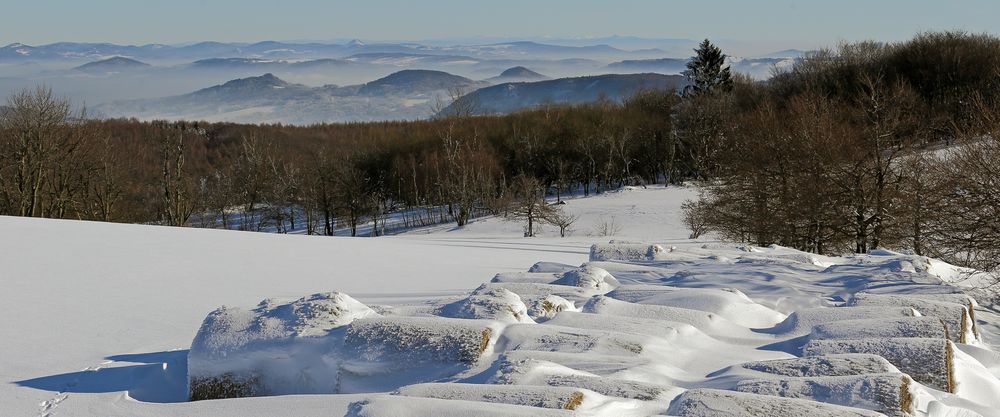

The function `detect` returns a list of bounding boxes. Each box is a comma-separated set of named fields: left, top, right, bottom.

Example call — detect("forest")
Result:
left=1, top=31, right=998, bottom=271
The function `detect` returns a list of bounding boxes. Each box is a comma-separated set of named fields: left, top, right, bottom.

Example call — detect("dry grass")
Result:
left=945, top=340, right=956, bottom=393
left=967, top=301, right=979, bottom=339
left=899, top=375, right=914, bottom=415
left=563, top=391, right=585, bottom=410
left=960, top=308, right=970, bottom=343
left=479, top=328, right=493, bottom=356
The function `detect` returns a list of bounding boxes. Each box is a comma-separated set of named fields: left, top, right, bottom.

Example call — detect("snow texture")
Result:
left=734, top=373, right=913, bottom=416
left=810, top=317, right=949, bottom=340
left=345, top=316, right=498, bottom=365
left=848, top=293, right=978, bottom=343
left=396, top=383, right=590, bottom=410
left=668, top=388, right=889, bottom=417
left=803, top=338, right=955, bottom=392
left=739, top=354, right=900, bottom=377
left=589, top=241, right=668, bottom=262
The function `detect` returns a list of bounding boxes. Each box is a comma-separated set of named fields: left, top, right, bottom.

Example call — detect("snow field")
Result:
left=5, top=186, right=1000, bottom=417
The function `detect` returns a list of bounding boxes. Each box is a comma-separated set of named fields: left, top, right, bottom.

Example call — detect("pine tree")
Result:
left=684, top=39, right=733, bottom=95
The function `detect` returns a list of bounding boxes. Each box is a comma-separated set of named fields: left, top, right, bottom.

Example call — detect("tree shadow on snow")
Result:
left=16, top=350, right=189, bottom=403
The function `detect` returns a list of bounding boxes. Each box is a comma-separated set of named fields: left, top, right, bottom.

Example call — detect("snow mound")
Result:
left=809, top=317, right=949, bottom=340
left=541, top=374, right=675, bottom=401
left=191, top=292, right=378, bottom=359
left=500, top=349, right=649, bottom=376
left=589, top=241, right=667, bottom=261
left=187, top=292, right=378, bottom=400
left=773, top=307, right=919, bottom=335
left=606, top=284, right=787, bottom=328
left=546, top=310, right=696, bottom=339
left=551, top=265, right=620, bottom=291
left=490, top=271, right=560, bottom=284
left=739, top=354, right=900, bottom=377
left=396, top=383, right=593, bottom=410
left=527, top=261, right=578, bottom=273
left=465, top=283, right=579, bottom=320
left=668, top=388, right=888, bottom=417
left=346, top=395, right=575, bottom=417
left=500, top=322, right=646, bottom=356
left=524, top=294, right=576, bottom=320
left=951, top=345, right=1000, bottom=408
left=485, top=282, right=601, bottom=304
left=486, top=356, right=675, bottom=402
left=437, top=285, right=534, bottom=323
left=848, top=293, right=978, bottom=343
left=803, top=338, right=955, bottom=392
left=583, top=295, right=750, bottom=337
left=734, top=374, right=914, bottom=416
left=345, top=316, right=499, bottom=365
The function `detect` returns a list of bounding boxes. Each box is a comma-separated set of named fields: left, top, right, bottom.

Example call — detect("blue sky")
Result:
left=4, top=0, right=999, bottom=50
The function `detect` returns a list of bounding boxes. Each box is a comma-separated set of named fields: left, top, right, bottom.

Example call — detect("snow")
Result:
left=809, top=317, right=950, bottom=341
left=803, top=338, right=955, bottom=392
left=589, top=241, right=668, bottom=261
left=3, top=185, right=1000, bottom=417
left=736, top=354, right=901, bottom=377
left=437, top=285, right=535, bottom=323
left=668, top=388, right=888, bottom=417
left=849, top=293, right=980, bottom=343
left=734, top=373, right=913, bottom=415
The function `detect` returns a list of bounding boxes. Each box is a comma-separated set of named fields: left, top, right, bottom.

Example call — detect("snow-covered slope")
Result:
left=2, top=185, right=998, bottom=417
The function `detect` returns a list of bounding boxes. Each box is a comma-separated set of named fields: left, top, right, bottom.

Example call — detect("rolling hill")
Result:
left=441, top=73, right=687, bottom=116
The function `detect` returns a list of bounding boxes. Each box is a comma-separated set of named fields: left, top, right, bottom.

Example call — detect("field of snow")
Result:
left=2, top=185, right=999, bottom=417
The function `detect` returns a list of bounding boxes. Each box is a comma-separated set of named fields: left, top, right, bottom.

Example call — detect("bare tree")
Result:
left=159, top=124, right=197, bottom=226
left=432, top=86, right=480, bottom=118
left=543, top=205, right=578, bottom=237
left=505, top=175, right=555, bottom=237
left=0, top=87, right=75, bottom=217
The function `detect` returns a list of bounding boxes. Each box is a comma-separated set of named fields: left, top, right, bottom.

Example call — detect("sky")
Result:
left=3, top=0, right=1000, bottom=51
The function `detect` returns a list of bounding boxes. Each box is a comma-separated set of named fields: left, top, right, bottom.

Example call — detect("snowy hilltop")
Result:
left=3, top=186, right=998, bottom=417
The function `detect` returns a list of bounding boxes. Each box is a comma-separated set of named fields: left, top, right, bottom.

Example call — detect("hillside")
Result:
left=358, top=69, right=482, bottom=95
left=441, top=73, right=687, bottom=116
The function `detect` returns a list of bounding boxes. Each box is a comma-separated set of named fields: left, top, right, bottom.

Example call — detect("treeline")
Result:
left=0, top=85, right=690, bottom=236
left=683, top=31, right=1000, bottom=272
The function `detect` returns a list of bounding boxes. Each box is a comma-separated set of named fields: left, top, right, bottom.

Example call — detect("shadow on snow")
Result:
left=16, top=350, right=189, bottom=403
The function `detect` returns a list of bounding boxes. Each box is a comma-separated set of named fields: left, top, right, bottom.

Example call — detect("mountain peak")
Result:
left=74, top=56, right=151, bottom=72
left=216, top=73, right=289, bottom=90
left=499, top=66, right=546, bottom=79
left=359, top=69, right=476, bottom=95
left=347, top=39, right=366, bottom=48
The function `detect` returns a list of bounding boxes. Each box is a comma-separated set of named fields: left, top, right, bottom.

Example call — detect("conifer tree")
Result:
left=684, top=39, right=733, bottom=95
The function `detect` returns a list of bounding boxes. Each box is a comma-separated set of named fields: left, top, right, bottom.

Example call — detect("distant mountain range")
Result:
left=0, top=40, right=669, bottom=63
left=95, top=69, right=491, bottom=124
left=2, top=38, right=808, bottom=124
left=95, top=69, right=685, bottom=124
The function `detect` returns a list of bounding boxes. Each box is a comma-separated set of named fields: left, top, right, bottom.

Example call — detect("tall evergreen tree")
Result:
left=684, top=39, right=733, bottom=95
